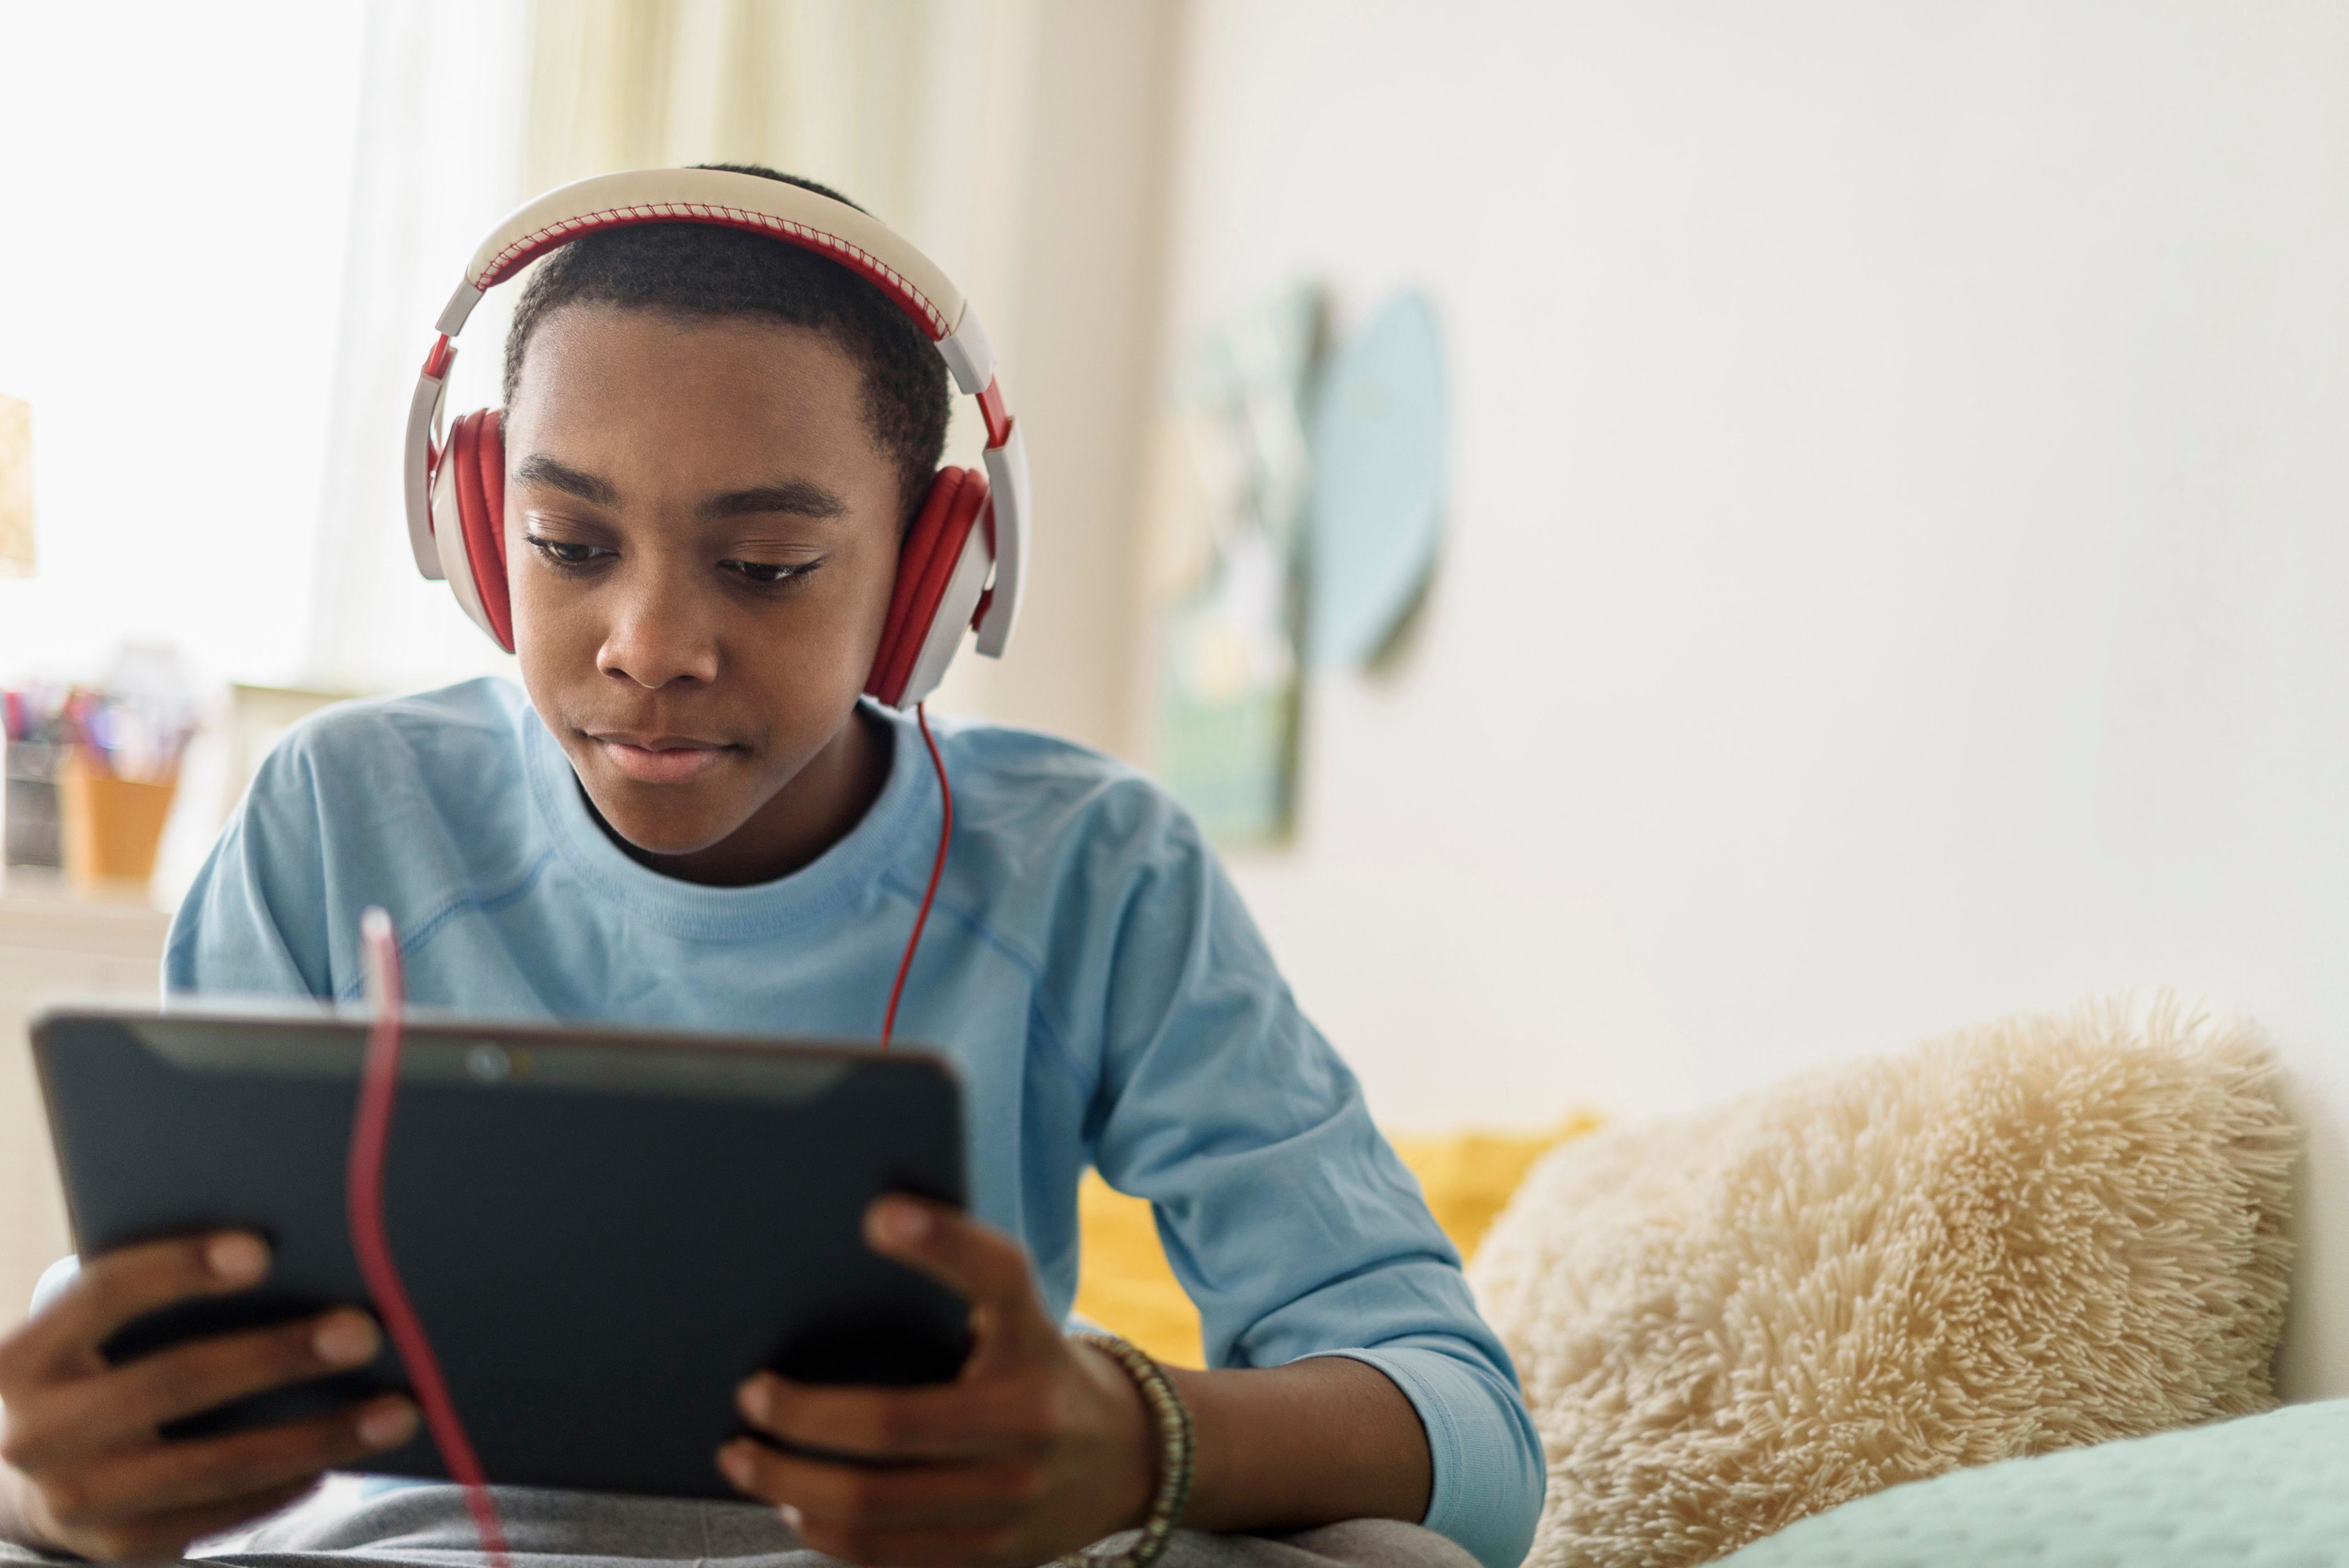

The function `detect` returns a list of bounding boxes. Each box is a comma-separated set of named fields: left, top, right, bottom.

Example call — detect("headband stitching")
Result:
left=473, top=202, right=950, bottom=337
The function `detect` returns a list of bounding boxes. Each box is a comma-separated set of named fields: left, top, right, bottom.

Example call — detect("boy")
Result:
left=0, top=168, right=1542, bottom=1568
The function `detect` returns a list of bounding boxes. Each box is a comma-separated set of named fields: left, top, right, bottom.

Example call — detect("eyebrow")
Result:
left=510, top=454, right=618, bottom=506
left=508, top=455, right=848, bottom=522
left=700, top=479, right=847, bottom=522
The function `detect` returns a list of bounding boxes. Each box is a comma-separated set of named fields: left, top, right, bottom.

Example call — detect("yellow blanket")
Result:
left=1071, top=1117, right=1601, bottom=1366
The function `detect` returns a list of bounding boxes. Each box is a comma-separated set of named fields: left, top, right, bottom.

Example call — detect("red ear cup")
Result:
left=866, top=467, right=989, bottom=705
left=447, top=409, right=515, bottom=653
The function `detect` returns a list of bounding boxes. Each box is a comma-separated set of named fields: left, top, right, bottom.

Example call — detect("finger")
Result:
left=36, top=1396, right=415, bottom=1527
left=737, top=1374, right=1048, bottom=1464
left=1, top=1234, right=270, bottom=1385
left=864, top=1200, right=1056, bottom=1369
left=5, top=1310, right=383, bottom=1468
left=717, top=1438, right=1033, bottom=1530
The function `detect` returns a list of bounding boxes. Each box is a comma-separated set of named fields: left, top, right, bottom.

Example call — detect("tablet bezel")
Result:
left=31, top=997, right=973, bottom=1498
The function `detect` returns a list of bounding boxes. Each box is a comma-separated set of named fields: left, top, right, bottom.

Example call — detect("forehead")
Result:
left=505, top=303, right=886, bottom=479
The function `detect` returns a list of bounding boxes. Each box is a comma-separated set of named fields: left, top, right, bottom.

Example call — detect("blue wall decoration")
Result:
left=1305, top=290, right=1447, bottom=670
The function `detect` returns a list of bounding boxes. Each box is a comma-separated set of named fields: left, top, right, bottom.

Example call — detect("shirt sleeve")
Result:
left=1080, top=802, right=1545, bottom=1568
left=163, top=737, right=337, bottom=1000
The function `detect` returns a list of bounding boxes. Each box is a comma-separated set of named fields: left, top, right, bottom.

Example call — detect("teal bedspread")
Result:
left=1721, top=1398, right=2349, bottom=1567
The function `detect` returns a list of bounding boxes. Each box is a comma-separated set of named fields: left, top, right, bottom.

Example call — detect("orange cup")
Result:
left=58, top=754, right=177, bottom=892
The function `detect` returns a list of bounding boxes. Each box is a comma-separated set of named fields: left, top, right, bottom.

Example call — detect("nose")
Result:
left=596, top=560, right=720, bottom=690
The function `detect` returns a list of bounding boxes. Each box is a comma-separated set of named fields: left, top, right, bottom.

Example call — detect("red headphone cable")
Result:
left=345, top=705, right=954, bottom=1558
left=859, top=703, right=952, bottom=1568
left=881, top=703, right=954, bottom=1051
left=352, top=907, right=510, bottom=1568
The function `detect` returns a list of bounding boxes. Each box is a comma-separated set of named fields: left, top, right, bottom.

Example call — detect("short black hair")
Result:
left=502, top=164, right=949, bottom=521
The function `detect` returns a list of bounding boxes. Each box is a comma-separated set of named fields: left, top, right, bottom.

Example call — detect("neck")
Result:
left=591, top=705, right=894, bottom=887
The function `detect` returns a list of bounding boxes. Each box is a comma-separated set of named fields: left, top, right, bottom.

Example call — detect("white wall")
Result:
left=1169, top=1, right=2349, bottom=1398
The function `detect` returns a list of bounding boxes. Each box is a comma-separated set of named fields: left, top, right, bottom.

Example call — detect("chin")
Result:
left=604, top=806, right=750, bottom=859
left=578, top=767, right=755, bottom=858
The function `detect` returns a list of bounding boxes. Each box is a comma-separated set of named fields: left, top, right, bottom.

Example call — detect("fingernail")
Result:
left=778, top=1504, right=804, bottom=1533
left=738, top=1378, right=774, bottom=1424
left=719, top=1445, right=754, bottom=1487
left=314, top=1313, right=379, bottom=1366
left=871, top=1199, right=930, bottom=1247
left=207, top=1234, right=268, bottom=1281
left=360, top=1399, right=418, bottom=1448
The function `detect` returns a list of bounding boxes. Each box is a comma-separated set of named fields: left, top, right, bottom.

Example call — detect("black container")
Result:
left=3, top=739, right=63, bottom=868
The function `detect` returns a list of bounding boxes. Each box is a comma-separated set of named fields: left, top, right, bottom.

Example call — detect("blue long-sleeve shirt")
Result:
left=156, top=678, right=1543, bottom=1567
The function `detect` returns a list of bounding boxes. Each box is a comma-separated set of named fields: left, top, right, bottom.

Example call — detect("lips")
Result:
left=587, top=732, right=739, bottom=785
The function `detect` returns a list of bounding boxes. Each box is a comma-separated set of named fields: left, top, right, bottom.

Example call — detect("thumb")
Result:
left=865, top=1196, right=1056, bottom=1372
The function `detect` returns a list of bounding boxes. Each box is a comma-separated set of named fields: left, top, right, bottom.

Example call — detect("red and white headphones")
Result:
left=402, top=167, right=1031, bottom=709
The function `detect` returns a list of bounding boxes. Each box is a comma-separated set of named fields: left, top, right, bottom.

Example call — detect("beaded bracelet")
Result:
left=1059, top=1329, right=1196, bottom=1568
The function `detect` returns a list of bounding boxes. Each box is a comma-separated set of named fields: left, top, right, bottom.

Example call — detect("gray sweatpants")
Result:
left=0, top=1481, right=1477, bottom=1568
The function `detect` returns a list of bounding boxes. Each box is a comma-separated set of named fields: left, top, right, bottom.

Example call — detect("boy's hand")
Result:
left=0, top=1232, right=420, bottom=1563
left=721, top=1198, right=1156, bottom=1568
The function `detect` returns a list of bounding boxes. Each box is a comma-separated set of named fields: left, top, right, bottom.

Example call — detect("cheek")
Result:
left=777, top=536, right=903, bottom=695
left=733, top=586, right=881, bottom=719
left=506, top=552, right=595, bottom=689
left=850, top=528, right=912, bottom=654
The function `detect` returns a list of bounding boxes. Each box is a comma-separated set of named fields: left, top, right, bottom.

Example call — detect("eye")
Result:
left=525, top=535, right=613, bottom=572
left=721, top=559, right=818, bottom=588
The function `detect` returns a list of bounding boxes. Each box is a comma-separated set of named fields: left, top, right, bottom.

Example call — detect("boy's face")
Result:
left=502, top=303, right=903, bottom=865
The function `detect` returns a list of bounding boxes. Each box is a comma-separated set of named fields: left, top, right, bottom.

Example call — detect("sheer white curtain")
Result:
left=532, top=1, right=951, bottom=212
left=522, top=0, right=1049, bottom=312
left=304, top=0, right=533, bottom=695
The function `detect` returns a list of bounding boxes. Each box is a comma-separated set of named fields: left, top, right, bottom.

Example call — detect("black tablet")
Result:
left=31, top=999, right=970, bottom=1500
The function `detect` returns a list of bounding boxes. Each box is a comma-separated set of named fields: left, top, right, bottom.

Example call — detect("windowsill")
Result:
left=0, top=868, right=172, bottom=955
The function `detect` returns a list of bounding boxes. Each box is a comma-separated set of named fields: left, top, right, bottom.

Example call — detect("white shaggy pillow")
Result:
left=1468, top=997, right=2295, bottom=1568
